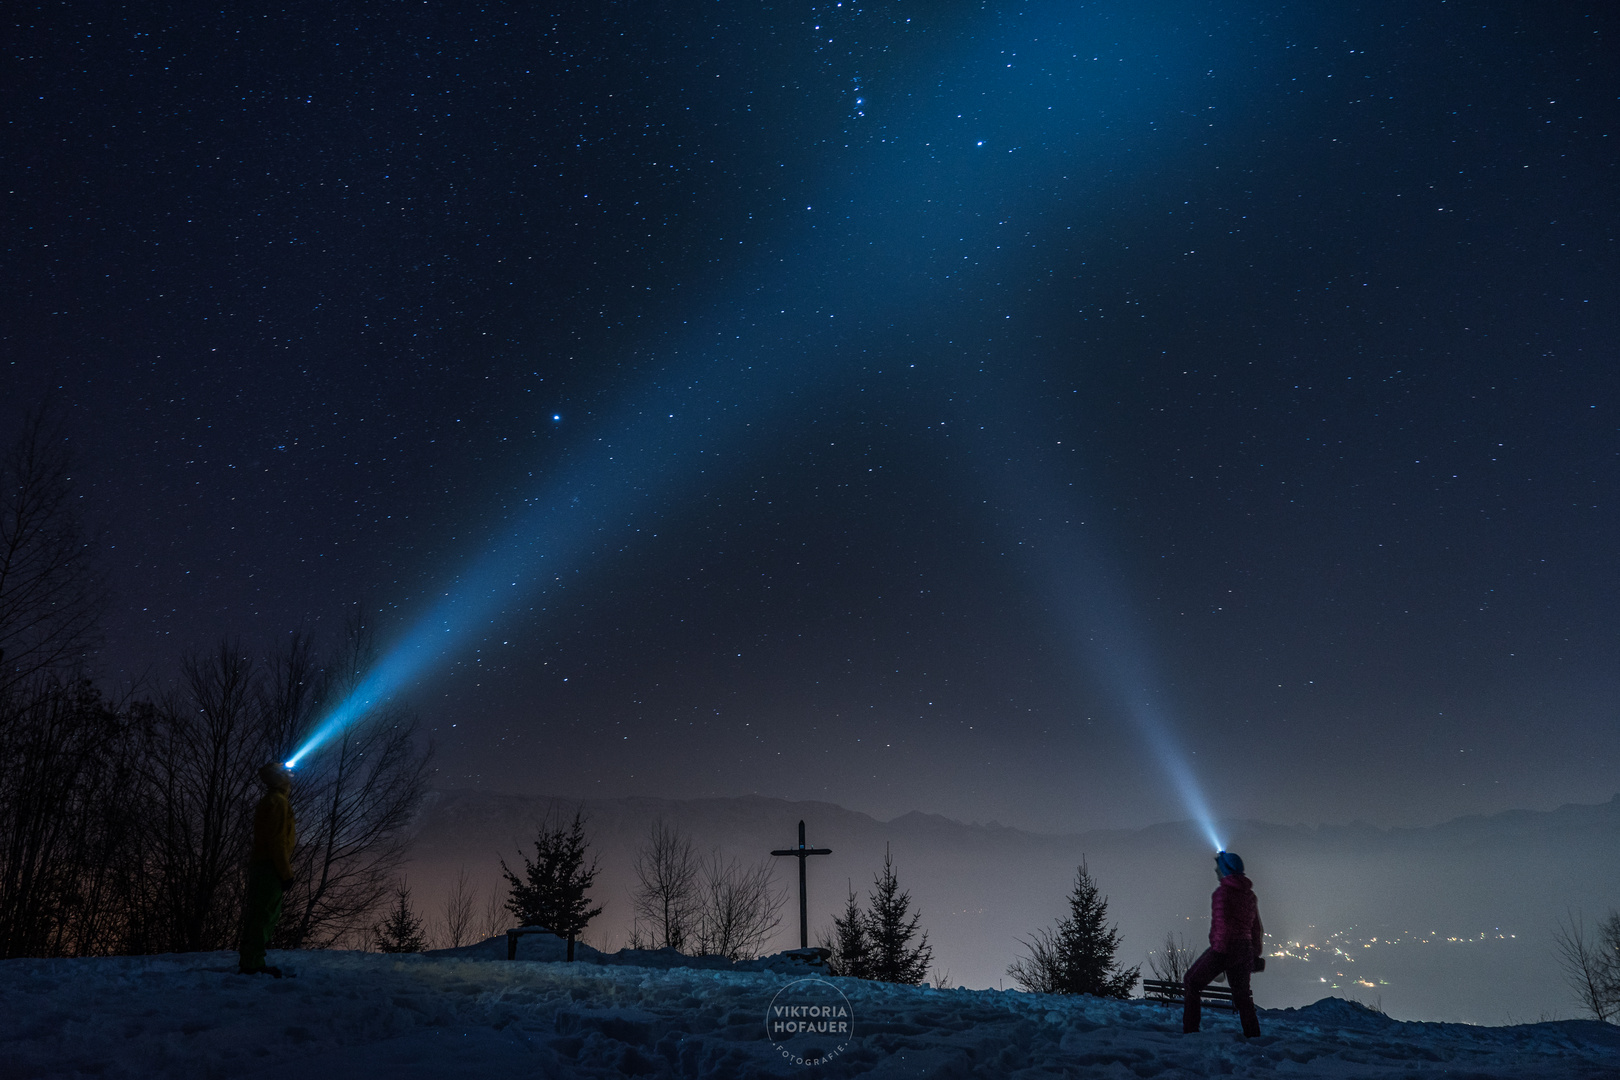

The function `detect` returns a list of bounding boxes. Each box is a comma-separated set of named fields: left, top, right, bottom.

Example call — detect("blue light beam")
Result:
left=976, top=436, right=1225, bottom=849
left=285, top=1, right=1249, bottom=772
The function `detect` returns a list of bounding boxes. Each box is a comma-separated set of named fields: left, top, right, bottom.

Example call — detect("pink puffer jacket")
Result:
left=1209, top=873, right=1263, bottom=956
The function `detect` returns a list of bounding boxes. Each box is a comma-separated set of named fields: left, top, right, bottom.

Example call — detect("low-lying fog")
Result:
left=401, top=791, right=1620, bottom=1025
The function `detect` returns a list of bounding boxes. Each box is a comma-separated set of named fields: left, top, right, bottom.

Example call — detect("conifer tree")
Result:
left=828, top=881, right=873, bottom=979
left=374, top=882, right=427, bottom=953
left=866, top=846, right=931, bottom=985
left=1008, top=859, right=1139, bottom=997
left=501, top=808, right=602, bottom=960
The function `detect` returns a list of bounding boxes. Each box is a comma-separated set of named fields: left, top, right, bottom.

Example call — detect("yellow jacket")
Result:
left=251, top=788, right=296, bottom=881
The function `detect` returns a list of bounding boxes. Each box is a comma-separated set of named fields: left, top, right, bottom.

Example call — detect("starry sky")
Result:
left=5, top=1, right=1616, bottom=833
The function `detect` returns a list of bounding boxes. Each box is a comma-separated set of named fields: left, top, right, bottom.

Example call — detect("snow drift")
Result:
left=3, top=939, right=1617, bottom=1078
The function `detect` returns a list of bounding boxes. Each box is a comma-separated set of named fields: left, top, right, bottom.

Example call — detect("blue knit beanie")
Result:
left=1215, top=851, right=1244, bottom=878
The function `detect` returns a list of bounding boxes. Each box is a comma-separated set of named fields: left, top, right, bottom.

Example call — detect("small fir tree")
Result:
left=866, top=845, right=932, bottom=985
left=829, top=881, right=873, bottom=979
left=1008, top=858, right=1140, bottom=998
left=501, top=808, right=603, bottom=960
left=374, top=882, right=428, bottom=953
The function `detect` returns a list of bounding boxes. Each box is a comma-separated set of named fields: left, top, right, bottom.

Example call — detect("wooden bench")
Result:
left=1141, top=978, right=1237, bottom=1012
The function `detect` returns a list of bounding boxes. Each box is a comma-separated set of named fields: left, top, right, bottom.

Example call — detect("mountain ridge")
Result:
left=399, top=788, right=1620, bottom=1023
left=412, top=786, right=1620, bottom=849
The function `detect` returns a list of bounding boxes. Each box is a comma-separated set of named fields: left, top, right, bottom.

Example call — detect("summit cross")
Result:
left=771, top=820, right=832, bottom=949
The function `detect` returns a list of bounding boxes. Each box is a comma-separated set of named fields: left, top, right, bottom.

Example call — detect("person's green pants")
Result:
left=239, top=861, right=285, bottom=970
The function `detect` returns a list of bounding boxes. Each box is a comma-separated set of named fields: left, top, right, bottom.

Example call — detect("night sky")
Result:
left=6, top=1, right=1616, bottom=833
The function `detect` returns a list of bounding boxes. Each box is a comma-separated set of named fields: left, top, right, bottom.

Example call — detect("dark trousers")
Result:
left=238, top=861, right=285, bottom=971
left=1183, top=947, right=1260, bottom=1037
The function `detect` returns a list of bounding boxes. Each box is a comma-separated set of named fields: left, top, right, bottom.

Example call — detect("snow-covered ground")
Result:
left=4, top=939, right=1617, bottom=1079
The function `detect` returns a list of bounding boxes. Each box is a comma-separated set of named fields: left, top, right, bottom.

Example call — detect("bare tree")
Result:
left=0, top=679, right=126, bottom=957
left=140, top=644, right=268, bottom=952
left=0, top=416, right=430, bottom=959
left=258, top=628, right=321, bottom=759
left=693, top=851, right=786, bottom=961
left=276, top=703, right=428, bottom=949
left=441, top=864, right=477, bottom=949
left=478, top=883, right=504, bottom=942
left=1147, top=931, right=1198, bottom=984
left=630, top=818, right=699, bottom=952
left=1554, top=910, right=1620, bottom=1022
left=0, top=407, right=107, bottom=696
left=68, top=701, right=151, bottom=955
left=1603, top=912, right=1620, bottom=1018
left=0, top=407, right=134, bottom=959
left=275, top=617, right=432, bottom=949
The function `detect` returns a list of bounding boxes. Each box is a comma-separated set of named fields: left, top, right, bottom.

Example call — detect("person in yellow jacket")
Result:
left=239, top=762, right=296, bottom=976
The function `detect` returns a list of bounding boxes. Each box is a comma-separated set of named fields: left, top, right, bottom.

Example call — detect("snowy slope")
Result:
left=3, top=944, right=1618, bottom=1079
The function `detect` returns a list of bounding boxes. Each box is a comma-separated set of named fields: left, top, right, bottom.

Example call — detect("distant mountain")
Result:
left=400, top=790, right=1620, bottom=1024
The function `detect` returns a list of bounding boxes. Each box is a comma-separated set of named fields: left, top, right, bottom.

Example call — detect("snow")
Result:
left=3, top=941, right=1617, bottom=1078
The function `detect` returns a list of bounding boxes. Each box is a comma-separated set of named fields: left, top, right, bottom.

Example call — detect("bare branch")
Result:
left=441, top=865, right=476, bottom=949
left=1554, top=910, right=1619, bottom=1022
left=0, top=407, right=107, bottom=693
left=692, top=850, right=785, bottom=962
left=630, top=818, right=699, bottom=952
left=1147, top=931, right=1197, bottom=984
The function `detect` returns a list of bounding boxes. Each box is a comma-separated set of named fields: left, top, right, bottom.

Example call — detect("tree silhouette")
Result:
left=439, top=865, right=477, bottom=949
left=374, top=881, right=427, bottom=953
left=1553, top=909, right=1620, bottom=1021
left=270, top=616, right=432, bottom=950
left=866, top=845, right=931, bottom=985
left=629, top=819, right=698, bottom=952
left=827, top=880, right=873, bottom=979
left=1147, top=930, right=1198, bottom=984
left=0, top=406, right=107, bottom=696
left=1009, top=859, right=1140, bottom=998
left=0, top=407, right=123, bottom=958
left=501, top=808, right=602, bottom=960
left=691, top=850, right=784, bottom=962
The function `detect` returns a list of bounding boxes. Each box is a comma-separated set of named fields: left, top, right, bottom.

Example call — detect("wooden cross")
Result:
left=771, top=819, right=832, bottom=949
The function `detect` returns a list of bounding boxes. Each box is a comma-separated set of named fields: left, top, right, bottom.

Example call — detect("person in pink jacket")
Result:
left=1183, top=850, right=1264, bottom=1037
